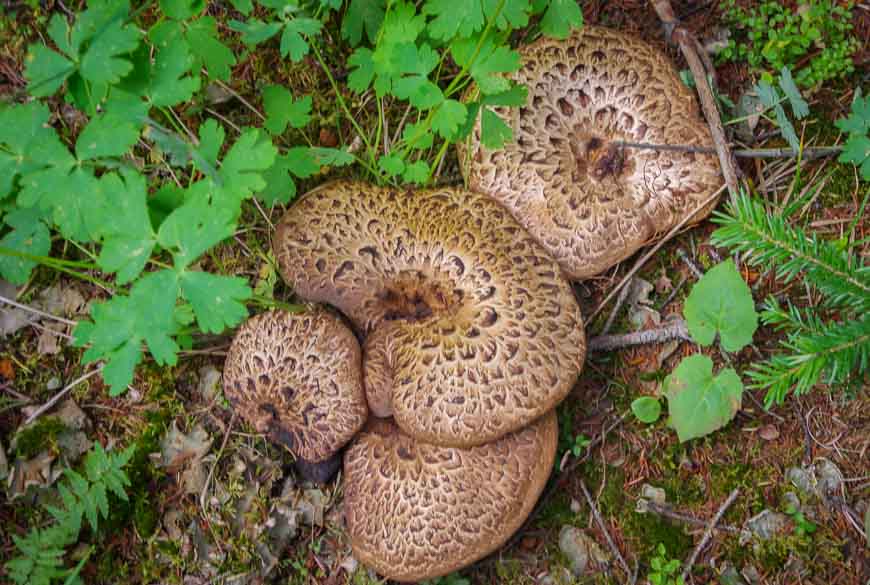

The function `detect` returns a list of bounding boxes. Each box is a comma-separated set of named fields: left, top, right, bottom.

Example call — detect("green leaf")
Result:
left=280, top=18, right=323, bottom=61
left=424, top=0, right=485, bottom=40
left=229, top=19, right=283, bottom=46
left=158, top=194, right=236, bottom=270
left=481, top=83, right=528, bottom=106
left=75, top=113, right=140, bottom=160
left=342, top=0, right=386, bottom=46
left=159, top=0, right=205, bottom=19
left=379, top=153, right=405, bottom=176
left=216, top=128, right=278, bottom=204
left=95, top=170, right=157, bottom=284
left=402, top=160, right=429, bottom=184
left=21, top=166, right=105, bottom=243
left=778, top=67, right=808, bottom=119
left=24, top=44, right=75, bottom=97
left=229, top=0, right=254, bottom=14
left=431, top=99, right=468, bottom=139
left=835, top=91, right=870, bottom=136
left=683, top=259, right=758, bottom=352
left=186, top=17, right=236, bottom=81
left=80, top=17, right=142, bottom=86
left=180, top=271, right=251, bottom=333
left=0, top=208, right=50, bottom=285
left=196, top=118, right=225, bottom=171
left=257, top=147, right=321, bottom=206
left=402, top=120, right=434, bottom=149
left=262, top=86, right=312, bottom=135
left=451, top=36, right=520, bottom=95
left=481, top=107, right=513, bottom=149
left=309, top=147, right=355, bottom=166
left=539, top=0, right=583, bottom=39
left=483, top=0, right=531, bottom=31
left=146, top=41, right=201, bottom=107
left=838, top=134, right=870, bottom=180
left=0, top=103, right=71, bottom=198
left=347, top=47, right=375, bottom=93
left=631, top=396, right=662, bottom=424
left=664, top=354, right=743, bottom=442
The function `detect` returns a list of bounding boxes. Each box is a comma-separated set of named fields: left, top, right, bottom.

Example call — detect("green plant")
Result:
left=783, top=502, right=817, bottom=537
left=0, top=0, right=583, bottom=396
left=631, top=396, right=662, bottom=424
left=424, top=573, right=471, bottom=585
left=5, top=442, right=135, bottom=585
left=648, top=543, right=685, bottom=585
left=718, top=0, right=859, bottom=88
left=712, top=191, right=870, bottom=405
left=835, top=89, right=870, bottom=181
left=750, top=67, right=809, bottom=153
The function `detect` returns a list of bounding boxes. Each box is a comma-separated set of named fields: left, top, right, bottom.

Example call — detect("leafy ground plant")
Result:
left=5, top=442, right=134, bottom=585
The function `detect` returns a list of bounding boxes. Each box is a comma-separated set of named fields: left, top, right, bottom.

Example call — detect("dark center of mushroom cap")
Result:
left=567, top=130, right=635, bottom=185
left=377, top=270, right=465, bottom=324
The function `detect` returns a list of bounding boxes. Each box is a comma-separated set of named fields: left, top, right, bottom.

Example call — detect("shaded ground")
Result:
left=1, top=1, right=868, bottom=584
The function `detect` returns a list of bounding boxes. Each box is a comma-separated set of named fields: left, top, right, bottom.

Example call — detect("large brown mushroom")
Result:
left=273, top=180, right=585, bottom=448
left=223, top=309, right=368, bottom=480
left=343, top=410, right=558, bottom=582
left=460, top=25, right=723, bottom=280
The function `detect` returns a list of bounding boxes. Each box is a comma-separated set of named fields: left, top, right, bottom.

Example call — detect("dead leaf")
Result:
left=157, top=422, right=213, bottom=495
left=758, top=424, right=780, bottom=441
left=36, top=285, right=86, bottom=317
left=655, top=274, right=673, bottom=295
left=7, top=451, right=60, bottom=499
left=37, top=322, right=66, bottom=355
left=0, top=358, right=13, bottom=380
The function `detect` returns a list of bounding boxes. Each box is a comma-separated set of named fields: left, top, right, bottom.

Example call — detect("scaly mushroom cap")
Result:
left=459, top=26, right=723, bottom=279
left=344, top=410, right=558, bottom=582
left=274, top=180, right=585, bottom=447
left=223, top=310, right=368, bottom=462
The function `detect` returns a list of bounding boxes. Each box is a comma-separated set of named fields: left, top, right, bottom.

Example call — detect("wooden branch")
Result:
left=680, top=488, right=740, bottom=582
left=650, top=0, right=740, bottom=204
left=588, top=319, right=690, bottom=352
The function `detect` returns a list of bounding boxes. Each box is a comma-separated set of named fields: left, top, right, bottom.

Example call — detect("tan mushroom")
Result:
left=344, top=410, right=558, bottom=582
left=223, top=309, right=368, bottom=480
left=459, top=25, right=723, bottom=280
left=274, top=180, right=585, bottom=447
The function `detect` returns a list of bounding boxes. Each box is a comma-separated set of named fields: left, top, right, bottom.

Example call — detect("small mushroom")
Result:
left=274, top=181, right=585, bottom=447
left=223, top=310, right=368, bottom=480
left=343, top=410, right=558, bottom=582
left=460, top=26, right=723, bottom=279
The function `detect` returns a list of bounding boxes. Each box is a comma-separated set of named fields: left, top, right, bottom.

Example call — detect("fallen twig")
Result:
left=640, top=500, right=740, bottom=534
left=24, top=366, right=104, bottom=425
left=0, top=294, right=77, bottom=327
left=676, top=247, right=705, bottom=279
left=614, top=141, right=843, bottom=160
left=601, top=277, right=634, bottom=336
left=580, top=479, right=633, bottom=581
left=588, top=319, right=690, bottom=352
left=650, top=0, right=740, bottom=203
left=200, top=411, right=238, bottom=512
left=680, top=488, right=740, bottom=583
left=589, top=185, right=726, bottom=322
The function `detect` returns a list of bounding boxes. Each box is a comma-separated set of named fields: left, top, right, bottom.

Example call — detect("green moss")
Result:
left=14, top=416, right=67, bottom=458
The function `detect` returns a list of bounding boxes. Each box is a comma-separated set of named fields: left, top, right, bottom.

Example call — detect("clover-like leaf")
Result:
left=683, top=259, right=758, bottom=352
left=664, top=354, right=743, bottom=442
left=631, top=396, right=662, bottom=424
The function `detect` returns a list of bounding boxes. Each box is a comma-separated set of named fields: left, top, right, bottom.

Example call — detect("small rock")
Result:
left=786, top=459, right=844, bottom=502
left=740, top=510, right=790, bottom=545
left=570, top=498, right=581, bottom=514
left=46, top=377, right=61, bottom=391
left=558, top=526, right=609, bottom=576
left=641, top=484, right=667, bottom=506
left=204, top=82, right=234, bottom=105
left=741, top=565, right=762, bottom=585
left=757, top=424, right=779, bottom=441
left=339, top=555, right=359, bottom=574
left=196, top=366, right=222, bottom=403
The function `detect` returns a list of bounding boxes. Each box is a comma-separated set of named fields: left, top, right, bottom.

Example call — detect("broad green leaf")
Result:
left=229, top=19, right=283, bottom=46
left=431, top=100, right=468, bottom=139
left=483, top=0, right=531, bottom=32
left=257, top=147, right=321, bottom=206
left=262, top=86, right=312, bottom=134
left=24, top=44, right=75, bottom=97
left=631, top=396, right=662, bottom=424
left=481, top=107, right=513, bottom=149
left=402, top=120, right=434, bottom=149
left=228, top=0, right=254, bottom=14
left=379, top=153, right=405, bottom=176
left=481, top=84, right=528, bottom=107
left=423, top=0, right=485, bottom=40
left=379, top=1, right=426, bottom=45
left=664, top=355, right=743, bottom=442
left=835, top=91, right=869, bottom=136
left=0, top=208, right=50, bottom=285
left=342, top=0, right=386, bottom=46
left=279, top=18, right=323, bottom=61
left=309, top=147, right=354, bottom=166
left=80, top=18, right=142, bottom=86
left=187, top=17, right=236, bottom=81
left=216, top=128, right=278, bottom=203
left=539, top=0, right=583, bottom=39
left=196, top=119, right=225, bottom=170
left=147, top=41, right=201, bottom=107
left=75, top=113, right=140, bottom=160
left=96, top=170, right=157, bottom=284
left=180, top=271, right=251, bottom=333
left=0, top=103, right=71, bottom=197
left=347, top=47, right=375, bottom=93
left=683, top=259, right=758, bottom=352
left=402, top=160, right=429, bottom=184
left=451, top=36, right=520, bottom=95
left=159, top=0, right=205, bottom=19
left=158, top=194, right=236, bottom=269
left=838, top=134, right=870, bottom=180
left=20, top=166, right=105, bottom=243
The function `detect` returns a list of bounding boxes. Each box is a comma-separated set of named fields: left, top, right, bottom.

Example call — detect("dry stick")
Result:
left=588, top=318, right=690, bottom=352
left=642, top=501, right=740, bottom=534
left=589, top=185, right=727, bottom=323
left=579, top=479, right=632, bottom=581
left=24, top=367, right=103, bottom=425
left=601, top=277, right=634, bottom=335
left=680, top=488, right=740, bottom=583
left=614, top=141, right=843, bottom=160
left=676, top=247, right=705, bottom=279
left=649, top=0, right=739, bottom=204
left=0, top=294, right=77, bottom=327
left=200, top=411, right=238, bottom=512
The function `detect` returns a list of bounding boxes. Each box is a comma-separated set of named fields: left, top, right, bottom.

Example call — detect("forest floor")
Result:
left=1, top=1, right=868, bottom=584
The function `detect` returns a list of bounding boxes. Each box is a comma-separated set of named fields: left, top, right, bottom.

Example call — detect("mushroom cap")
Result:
left=223, top=309, right=368, bottom=462
left=344, top=410, right=558, bottom=582
left=274, top=180, right=585, bottom=447
left=459, top=25, right=723, bottom=280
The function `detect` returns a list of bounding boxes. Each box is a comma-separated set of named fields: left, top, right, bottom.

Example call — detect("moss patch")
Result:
left=14, top=416, right=67, bottom=458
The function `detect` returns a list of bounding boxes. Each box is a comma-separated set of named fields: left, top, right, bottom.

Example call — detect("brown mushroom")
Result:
left=223, top=309, right=368, bottom=479
left=343, top=410, right=558, bottom=582
left=274, top=180, right=585, bottom=447
left=459, top=25, right=723, bottom=280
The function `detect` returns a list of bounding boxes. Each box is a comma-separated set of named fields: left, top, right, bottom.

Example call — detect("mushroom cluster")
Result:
left=223, top=25, right=724, bottom=583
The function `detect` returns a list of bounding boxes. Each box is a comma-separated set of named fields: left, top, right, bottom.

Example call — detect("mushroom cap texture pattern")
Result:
left=223, top=309, right=368, bottom=462
left=459, top=25, right=723, bottom=280
left=344, top=410, right=558, bottom=582
left=274, top=180, right=586, bottom=447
